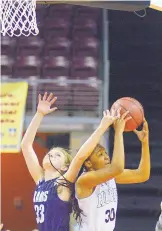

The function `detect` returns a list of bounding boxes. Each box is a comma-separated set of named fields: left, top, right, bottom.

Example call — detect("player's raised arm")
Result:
left=115, top=118, right=150, bottom=184
left=64, top=109, right=120, bottom=183
left=76, top=112, right=131, bottom=188
left=21, top=92, right=57, bottom=184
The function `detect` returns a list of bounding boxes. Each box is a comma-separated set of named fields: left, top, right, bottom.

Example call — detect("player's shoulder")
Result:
left=77, top=170, right=96, bottom=180
left=35, top=177, right=58, bottom=189
left=36, top=177, right=45, bottom=185
left=34, top=179, right=45, bottom=191
left=36, top=178, right=44, bottom=186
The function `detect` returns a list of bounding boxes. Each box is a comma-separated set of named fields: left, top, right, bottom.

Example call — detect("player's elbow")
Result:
left=117, top=166, right=124, bottom=175
left=21, top=142, right=32, bottom=152
left=112, top=165, right=124, bottom=176
left=136, top=170, right=150, bottom=183
left=21, top=141, right=27, bottom=149
left=21, top=136, right=33, bottom=148
left=140, top=173, right=150, bottom=182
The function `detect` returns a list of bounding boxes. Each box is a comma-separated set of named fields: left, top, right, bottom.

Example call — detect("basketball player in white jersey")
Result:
left=75, top=117, right=150, bottom=231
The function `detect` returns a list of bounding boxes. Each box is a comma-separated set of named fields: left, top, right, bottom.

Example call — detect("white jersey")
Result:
left=76, top=178, right=118, bottom=231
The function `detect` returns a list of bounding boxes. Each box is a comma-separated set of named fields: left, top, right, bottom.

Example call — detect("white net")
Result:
left=0, top=0, right=39, bottom=37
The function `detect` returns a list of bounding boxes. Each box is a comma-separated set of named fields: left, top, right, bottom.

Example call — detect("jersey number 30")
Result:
left=34, top=204, right=45, bottom=224
left=105, top=208, right=115, bottom=223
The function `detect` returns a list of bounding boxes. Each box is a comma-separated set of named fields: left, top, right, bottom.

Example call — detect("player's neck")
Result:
left=44, top=169, right=61, bottom=181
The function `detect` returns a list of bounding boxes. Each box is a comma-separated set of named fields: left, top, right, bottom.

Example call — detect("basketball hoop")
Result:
left=0, top=0, right=39, bottom=37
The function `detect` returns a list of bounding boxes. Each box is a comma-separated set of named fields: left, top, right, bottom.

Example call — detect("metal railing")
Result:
left=1, top=78, right=103, bottom=117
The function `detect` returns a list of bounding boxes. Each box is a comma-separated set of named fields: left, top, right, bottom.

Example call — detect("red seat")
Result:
left=1, top=55, right=13, bottom=78
left=45, top=17, right=71, bottom=30
left=44, top=28, right=70, bottom=40
left=43, top=56, right=70, bottom=78
left=44, top=48, right=70, bottom=58
left=1, top=36, right=16, bottom=55
left=13, top=55, right=41, bottom=78
left=73, top=18, right=97, bottom=35
left=71, top=56, right=98, bottom=78
left=73, top=56, right=98, bottom=69
left=73, top=30, right=97, bottom=40
left=1, top=5, right=101, bottom=114
left=73, top=36, right=99, bottom=57
left=46, top=36, right=71, bottom=49
left=45, top=37, right=71, bottom=57
left=16, top=36, right=44, bottom=56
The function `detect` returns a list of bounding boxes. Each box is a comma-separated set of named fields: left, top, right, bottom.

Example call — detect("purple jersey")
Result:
left=33, top=178, right=71, bottom=231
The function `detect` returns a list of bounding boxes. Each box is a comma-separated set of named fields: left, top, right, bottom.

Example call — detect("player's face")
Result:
left=88, top=148, right=110, bottom=170
left=43, top=149, right=67, bottom=171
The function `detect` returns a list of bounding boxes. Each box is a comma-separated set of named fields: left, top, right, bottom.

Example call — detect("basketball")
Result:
left=111, top=97, right=144, bottom=132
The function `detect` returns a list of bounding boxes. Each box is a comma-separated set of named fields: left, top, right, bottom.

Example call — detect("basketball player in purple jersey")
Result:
left=75, top=118, right=150, bottom=231
left=21, top=92, right=123, bottom=231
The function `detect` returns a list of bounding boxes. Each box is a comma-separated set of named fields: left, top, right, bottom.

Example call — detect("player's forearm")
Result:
left=111, top=131, right=125, bottom=172
left=75, top=125, right=108, bottom=161
left=21, top=112, right=44, bottom=147
left=137, top=140, right=150, bottom=179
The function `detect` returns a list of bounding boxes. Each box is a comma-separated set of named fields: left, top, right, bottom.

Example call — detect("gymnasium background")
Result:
left=1, top=4, right=162, bottom=231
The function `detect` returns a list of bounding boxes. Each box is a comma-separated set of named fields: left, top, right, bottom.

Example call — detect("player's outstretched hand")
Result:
left=114, top=111, right=131, bottom=133
left=37, top=92, right=57, bottom=116
left=99, top=108, right=121, bottom=131
left=133, top=118, right=149, bottom=143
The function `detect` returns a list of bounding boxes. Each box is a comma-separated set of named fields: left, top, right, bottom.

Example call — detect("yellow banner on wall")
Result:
left=0, top=82, right=28, bottom=153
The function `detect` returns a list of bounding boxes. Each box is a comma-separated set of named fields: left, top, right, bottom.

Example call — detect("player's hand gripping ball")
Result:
left=111, top=97, right=144, bottom=132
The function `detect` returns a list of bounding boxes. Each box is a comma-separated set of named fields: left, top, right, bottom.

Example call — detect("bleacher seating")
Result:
left=1, top=5, right=102, bottom=113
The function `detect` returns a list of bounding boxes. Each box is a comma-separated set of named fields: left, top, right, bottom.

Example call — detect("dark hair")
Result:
left=70, top=165, right=85, bottom=225
left=48, top=147, right=85, bottom=225
left=91, top=143, right=105, bottom=156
